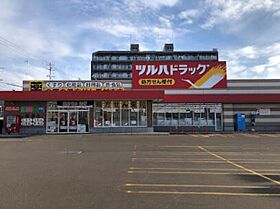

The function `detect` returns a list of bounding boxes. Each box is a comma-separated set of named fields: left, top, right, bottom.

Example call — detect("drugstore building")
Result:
left=1, top=44, right=280, bottom=134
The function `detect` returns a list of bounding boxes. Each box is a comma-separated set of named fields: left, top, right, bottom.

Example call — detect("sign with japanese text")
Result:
left=21, top=118, right=45, bottom=127
left=256, top=108, right=271, bottom=116
left=5, top=106, right=20, bottom=112
left=132, top=61, right=227, bottom=89
left=29, top=81, right=124, bottom=91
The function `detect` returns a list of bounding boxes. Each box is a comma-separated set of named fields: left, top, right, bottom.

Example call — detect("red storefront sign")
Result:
left=132, top=61, right=227, bottom=89
left=5, top=106, right=20, bottom=112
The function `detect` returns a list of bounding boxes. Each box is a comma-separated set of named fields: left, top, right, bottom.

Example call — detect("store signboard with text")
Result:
left=28, top=80, right=124, bottom=91
left=132, top=61, right=227, bottom=89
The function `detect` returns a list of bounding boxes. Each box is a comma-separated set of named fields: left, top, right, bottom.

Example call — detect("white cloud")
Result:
left=0, top=0, right=19, bottom=21
left=81, top=20, right=138, bottom=38
left=80, top=14, right=184, bottom=47
left=123, top=0, right=179, bottom=10
left=227, top=46, right=258, bottom=59
left=223, top=42, right=280, bottom=79
left=159, top=16, right=173, bottom=28
left=201, top=0, right=279, bottom=29
left=178, top=9, right=200, bottom=25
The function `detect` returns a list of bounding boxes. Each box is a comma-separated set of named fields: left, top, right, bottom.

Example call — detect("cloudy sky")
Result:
left=0, top=0, right=280, bottom=89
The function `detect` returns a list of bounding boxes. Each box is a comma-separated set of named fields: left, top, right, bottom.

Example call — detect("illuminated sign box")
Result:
left=29, top=81, right=124, bottom=91
left=132, top=61, right=227, bottom=89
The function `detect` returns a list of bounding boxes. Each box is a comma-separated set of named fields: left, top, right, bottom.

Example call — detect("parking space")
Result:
left=1, top=133, right=280, bottom=209
left=126, top=133, right=280, bottom=208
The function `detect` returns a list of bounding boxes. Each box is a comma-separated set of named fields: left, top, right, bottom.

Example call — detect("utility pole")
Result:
left=46, top=63, right=55, bottom=80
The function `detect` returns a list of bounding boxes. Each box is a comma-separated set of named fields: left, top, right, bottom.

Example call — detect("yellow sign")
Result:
left=138, top=78, right=175, bottom=86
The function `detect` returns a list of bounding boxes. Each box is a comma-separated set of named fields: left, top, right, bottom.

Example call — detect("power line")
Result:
left=0, top=81, right=22, bottom=88
left=0, top=37, right=35, bottom=60
left=0, top=36, right=51, bottom=75
left=0, top=40, right=30, bottom=60
left=0, top=35, right=46, bottom=63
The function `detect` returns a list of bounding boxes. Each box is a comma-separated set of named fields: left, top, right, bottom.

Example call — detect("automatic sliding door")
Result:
left=69, top=112, right=78, bottom=132
left=59, top=112, right=68, bottom=133
left=215, top=112, right=222, bottom=131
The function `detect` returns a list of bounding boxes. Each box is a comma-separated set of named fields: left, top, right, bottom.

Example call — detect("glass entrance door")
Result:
left=59, top=112, right=68, bottom=133
left=47, top=109, right=89, bottom=133
left=215, top=112, right=223, bottom=131
left=69, top=111, right=78, bottom=132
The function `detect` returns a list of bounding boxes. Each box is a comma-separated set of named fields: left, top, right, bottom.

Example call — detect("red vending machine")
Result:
left=6, top=115, right=20, bottom=134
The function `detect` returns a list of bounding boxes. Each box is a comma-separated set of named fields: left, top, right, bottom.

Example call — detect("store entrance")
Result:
left=215, top=112, right=222, bottom=131
left=59, top=111, right=76, bottom=133
left=47, top=110, right=89, bottom=133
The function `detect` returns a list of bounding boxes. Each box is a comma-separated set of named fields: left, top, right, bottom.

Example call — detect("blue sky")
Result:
left=0, top=0, right=280, bottom=89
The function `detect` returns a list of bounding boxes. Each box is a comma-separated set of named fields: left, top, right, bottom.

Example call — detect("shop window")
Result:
left=78, top=111, right=89, bottom=132
left=165, top=113, right=172, bottom=126
left=193, top=112, right=200, bottom=125
left=95, top=101, right=102, bottom=108
left=122, top=109, right=129, bottom=126
left=200, top=109, right=207, bottom=125
left=208, top=109, right=215, bottom=126
left=131, top=101, right=137, bottom=109
left=179, top=113, right=187, bottom=126
left=20, top=106, right=45, bottom=127
left=186, top=111, right=193, bottom=125
left=113, top=108, right=120, bottom=126
left=122, top=101, right=129, bottom=108
left=94, top=100, right=147, bottom=128
left=47, top=112, right=58, bottom=132
left=139, top=101, right=146, bottom=108
left=104, top=111, right=112, bottom=126
left=130, top=109, right=138, bottom=126
left=112, top=101, right=120, bottom=126
left=153, top=103, right=222, bottom=128
left=139, top=109, right=147, bottom=126
left=157, top=113, right=165, bottom=126
left=95, top=109, right=103, bottom=127
left=153, top=113, right=158, bottom=126
left=171, top=113, right=179, bottom=126
left=104, top=101, right=111, bottom=108
left=130, top=101, right=138, bottom=126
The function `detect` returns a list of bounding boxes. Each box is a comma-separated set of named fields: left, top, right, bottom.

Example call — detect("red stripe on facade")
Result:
left=163, top=94, right=280, bottom=103
left=1, top=91, right=280, bottom=103
left=0, top=90, right=164, bottom=101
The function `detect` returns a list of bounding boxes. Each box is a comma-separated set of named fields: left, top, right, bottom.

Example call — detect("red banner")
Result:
left=132, top=61, right=227, bottom=89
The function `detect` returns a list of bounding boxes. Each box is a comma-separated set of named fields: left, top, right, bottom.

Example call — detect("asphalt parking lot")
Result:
left=1, top=133, right=280, bottom=209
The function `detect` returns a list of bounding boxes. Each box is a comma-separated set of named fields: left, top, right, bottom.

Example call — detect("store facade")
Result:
left=1, top=61, right=280, bottom=134
left=1, top=81, right=162, bottom=134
